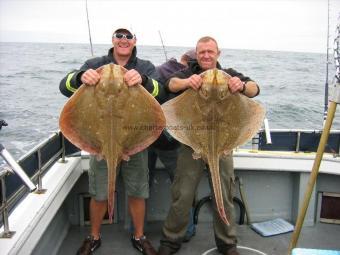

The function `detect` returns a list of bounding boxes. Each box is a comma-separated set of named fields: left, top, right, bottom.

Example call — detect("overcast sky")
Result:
left=0, top=0, right=339, bottom=53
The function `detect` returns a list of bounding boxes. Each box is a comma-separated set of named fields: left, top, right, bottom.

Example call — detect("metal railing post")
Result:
left=0, top=170, right=16, bottom=238
left=59, top=134, right=67, bottom=163
left=35, top=149, right=46, bottom=194
left=295, top=131, right=301, bottom=153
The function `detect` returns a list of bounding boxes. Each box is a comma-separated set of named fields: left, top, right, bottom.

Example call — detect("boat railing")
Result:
left=0, top=131, right=78, bottom=238
left=255, top=129, right=340, bottom=155
left=1, top=128, right=339, bottom=238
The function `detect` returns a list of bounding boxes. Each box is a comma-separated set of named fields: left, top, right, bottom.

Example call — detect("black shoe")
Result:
left=131, top=235, right=157, bottom=255
left=76, top=235, right=101, bottom=255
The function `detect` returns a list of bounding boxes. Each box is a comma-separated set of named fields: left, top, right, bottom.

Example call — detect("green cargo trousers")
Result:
left=161, top=145, right=237, bottom=253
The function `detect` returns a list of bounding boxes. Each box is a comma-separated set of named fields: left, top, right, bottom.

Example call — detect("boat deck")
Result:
left=57, top=221, right=340, bottom=255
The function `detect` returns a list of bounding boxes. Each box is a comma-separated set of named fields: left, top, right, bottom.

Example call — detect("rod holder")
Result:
left=330, top=82, right=340, bottom=103
left=264, top=118, right=272, bottom=144
left=0, top=144, right=36, bottom=192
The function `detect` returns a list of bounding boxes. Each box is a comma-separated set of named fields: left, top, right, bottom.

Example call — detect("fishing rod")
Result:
left=85, top=0, right=94, bottom=57
left=323, top=0, right=330, bottom=123
left=158, top=30, right=168, bottom=61
left=288, top=16, right=340, bottom=255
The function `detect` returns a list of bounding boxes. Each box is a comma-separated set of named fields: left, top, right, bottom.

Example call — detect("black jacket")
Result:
left=151, top=59, right=189, bottom=151
left=156, top=58, right=187, bottom=85
left=164, top=60, right=257, bottom=97
left=59, top=47, right=166, bottom=103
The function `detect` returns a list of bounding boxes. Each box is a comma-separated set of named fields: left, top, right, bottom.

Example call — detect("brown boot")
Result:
left=224, top=245, right=240, bottom=255
left=131, top=235, right=157, bottom=255
left=158, top=245, right=173, bottom=255
left=76, top=235, right=101, bottom=255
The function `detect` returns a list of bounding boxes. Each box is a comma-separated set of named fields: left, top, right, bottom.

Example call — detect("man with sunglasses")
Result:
left=60, top=27, right=165, bottom=255
left=157, top=36, right=260, bottom=255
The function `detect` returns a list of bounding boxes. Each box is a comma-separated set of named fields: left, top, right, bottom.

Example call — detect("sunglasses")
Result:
left=113, top=33, right=135, bottom=40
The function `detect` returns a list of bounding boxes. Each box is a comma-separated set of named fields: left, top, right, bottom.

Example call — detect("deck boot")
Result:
left=76, top=235, right=101, bottom=255
left=131, top=235, right=157, bottom=255
left=221, top=244, right=240, bottom=255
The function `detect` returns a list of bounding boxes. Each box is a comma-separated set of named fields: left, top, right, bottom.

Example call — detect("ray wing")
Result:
left=118, top=85, right=166, bottom=156
left=161, top=68, right=265, bottom=225
left=162, top=89, right=207, bottom=154
left=59, top=63, right=165, bottom=222
left=216, top=93, right=265, bottom=155
left=59, top=84, right=103, bottom=155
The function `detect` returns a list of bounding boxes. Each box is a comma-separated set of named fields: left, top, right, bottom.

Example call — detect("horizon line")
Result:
left=0, top=40, right=327, bottom=55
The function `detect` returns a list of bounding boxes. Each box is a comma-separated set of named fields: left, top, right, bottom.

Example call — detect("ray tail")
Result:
left=207, top=153, right=230, bottom=226
left=106, top=153, right=118, bottom=223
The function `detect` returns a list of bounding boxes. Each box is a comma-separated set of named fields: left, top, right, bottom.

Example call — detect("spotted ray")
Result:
left=59, top=64, right=165, bottom=222
left=162, top=68, right=265, bottom=225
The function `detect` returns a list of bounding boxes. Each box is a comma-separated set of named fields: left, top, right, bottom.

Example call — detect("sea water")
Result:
left=0, top=42, right=339, bottom=159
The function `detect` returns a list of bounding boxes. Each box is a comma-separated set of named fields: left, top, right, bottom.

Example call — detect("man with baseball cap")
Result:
left=60, top=26, right=165, bottom=255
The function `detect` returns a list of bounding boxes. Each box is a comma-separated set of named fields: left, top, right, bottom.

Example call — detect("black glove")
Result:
left=0, top=119, right=8, bottom=130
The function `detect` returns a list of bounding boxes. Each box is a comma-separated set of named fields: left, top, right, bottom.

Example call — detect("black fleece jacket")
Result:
left=164, top=60, right=257, bottom=97
left=59, top=47, right=166, bottom=103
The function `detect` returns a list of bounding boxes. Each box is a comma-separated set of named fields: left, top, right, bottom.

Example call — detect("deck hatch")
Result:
left=319, top=192, right=340, bottom=224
